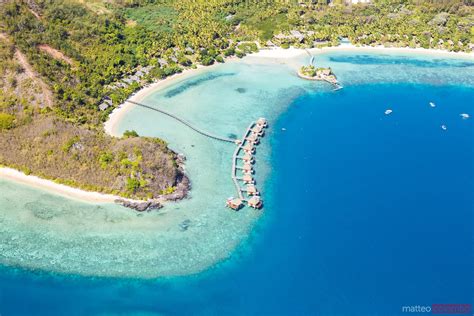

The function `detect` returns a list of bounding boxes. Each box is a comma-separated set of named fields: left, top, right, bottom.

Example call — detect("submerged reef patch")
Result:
left=164, top=72, right=236, bottom=98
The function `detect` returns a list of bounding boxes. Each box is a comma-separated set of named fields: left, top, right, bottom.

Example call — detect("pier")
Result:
left=227, top=118, right=267, bottom=210
left=300, top=49, right=342, bottom=90
left=123, top=99, right=266, bottom=210
left=126, top=100, right=236, bottom=143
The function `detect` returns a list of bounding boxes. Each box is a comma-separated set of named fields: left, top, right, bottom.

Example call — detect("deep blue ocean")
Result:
left=0, top=81, right=473, bottom=315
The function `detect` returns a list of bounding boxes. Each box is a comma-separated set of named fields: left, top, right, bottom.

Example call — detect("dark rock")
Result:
left=235, top=87, right=246, bottom=93
left=115, top=199, right=162, bottom=212
left=162, top=175, right=190, bottom=201
left=179, top=219, right=192, bottom=231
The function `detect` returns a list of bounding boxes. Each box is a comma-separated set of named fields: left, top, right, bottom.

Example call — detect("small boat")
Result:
left=385, top=109, right=393, bottom=115
left=282, top=128, right=286, bottom=131
left=460, top=113, right=470, bottom=119
left=429, top=102, right=436, bottom=108
left=441, top=124, right=447, bottom=130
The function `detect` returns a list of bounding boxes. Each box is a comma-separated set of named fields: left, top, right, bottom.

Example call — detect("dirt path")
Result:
left=28, top=7, right=41, bottom=20
left=38, top=44, right=74, bottom=65
left=14, top=48, right=54, bottom=108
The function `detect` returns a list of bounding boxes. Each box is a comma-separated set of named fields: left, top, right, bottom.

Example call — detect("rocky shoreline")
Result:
left=115, top=152, right=190, bottom=212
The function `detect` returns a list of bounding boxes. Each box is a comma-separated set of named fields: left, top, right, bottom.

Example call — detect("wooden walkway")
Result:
left=230, top=122, right=255, bottom=201
left=126, top=100, right=236, bottom=143
left=305, top=48, right=315, bottom=65
left=125, top=98, right=266, bottom=208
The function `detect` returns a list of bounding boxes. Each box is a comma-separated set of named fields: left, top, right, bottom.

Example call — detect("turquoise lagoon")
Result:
left=0, top=50, right=473, bottom=315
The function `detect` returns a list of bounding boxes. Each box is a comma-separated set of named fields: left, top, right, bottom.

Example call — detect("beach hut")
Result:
left=243, top=143, right=255, bottom=154
left=242, top=153, right=254, bottom=163
left=257, top=118, right=268, bottom=128
left=246, top=184, right=259, bottom=196
left=248, top=196, right=263, bottom=209
left=242, top=174, right=254, bottom=184
left=226, top=197, right=243, bottom=210
left=242, top=163, right=253, bottom=173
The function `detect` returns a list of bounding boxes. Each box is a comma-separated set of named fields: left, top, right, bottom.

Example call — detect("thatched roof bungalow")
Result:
left=246, top=184, right=259, bottom=196
left=242, top=163, right=253, bottom=172
left=242, top=174, right=254, bottom=184
left=242, top=153, right=254, bottom=163
left=243, top=143, right=255, bottom=154
left=257, top=118, right=268, bottom=128
left=246, top=134, right=259, bottom=145
left=226, top=197, right=243, bottom=210
left=248, top=196, right=263, bottom=209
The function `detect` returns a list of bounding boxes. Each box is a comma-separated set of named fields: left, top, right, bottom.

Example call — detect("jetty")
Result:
left=227, top=118, right=267, bottom=210
left=126, top=100, right=237, bottom=143
left=123, top=99, right=266, bottom=210
left=299, top=50, right=342, bottom=90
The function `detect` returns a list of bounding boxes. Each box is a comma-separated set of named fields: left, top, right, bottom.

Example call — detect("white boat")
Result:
left=429, top=102, right=436, bottom=108
left=460, top=113, right=470, bottom=119
left=441, top=124, right=447, bottom=130
left=385, top=109, right=393, bottom=115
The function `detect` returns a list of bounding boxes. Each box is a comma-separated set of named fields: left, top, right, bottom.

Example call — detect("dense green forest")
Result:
left=0, top=0, right=472, bottom=203
left=1, top=0, right=472, bottom=124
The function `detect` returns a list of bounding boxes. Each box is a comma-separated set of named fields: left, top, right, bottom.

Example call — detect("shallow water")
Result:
left=0, top=51, right=473, bottom=315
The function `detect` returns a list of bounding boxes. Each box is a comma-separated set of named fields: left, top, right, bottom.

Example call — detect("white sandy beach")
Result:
left=0, top=167, right=136, bottom=204
left=104, top=65, right=219, bottom=137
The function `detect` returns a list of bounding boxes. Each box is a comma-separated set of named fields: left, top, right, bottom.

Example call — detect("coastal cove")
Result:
left=0, top=49, right=473, bottom=314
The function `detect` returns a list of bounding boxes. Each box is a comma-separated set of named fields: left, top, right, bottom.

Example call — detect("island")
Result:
left=298, top=65, right=340, bottom=88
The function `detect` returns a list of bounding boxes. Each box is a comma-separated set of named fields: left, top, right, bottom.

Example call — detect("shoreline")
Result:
left=2, top=44, right=472, bottom=205
left=104, top=63, right=224, bottom=137
left=0, top=167, right=142, bottom=204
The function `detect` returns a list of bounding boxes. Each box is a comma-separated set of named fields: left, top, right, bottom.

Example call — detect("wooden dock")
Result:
left=230, top=122, right=255, bottom=201
left=120, top=98, right=266, bottom=210
left=126, top=100, right=237, bottom=143
left=228, top=119, right=267, bottom=210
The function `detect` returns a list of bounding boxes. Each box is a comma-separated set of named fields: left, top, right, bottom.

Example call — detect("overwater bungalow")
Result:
left=247, top=196, right=263, bottom=209
left=242, top=163, right=253, bottom=173
left=243, top=143, right=255, bottom=154
left=226, top=197, right=243, bottom=210
left=242, top=174, right=254, bottom=184
left=246, top=134, right=260, bottom=145
left=257, top=118, right=268, bottom=128
left=242, top=153, right=254, bottom=163
left=251, top=126, right=264, bottom=137
left=246, top=184, right=259, bottom=196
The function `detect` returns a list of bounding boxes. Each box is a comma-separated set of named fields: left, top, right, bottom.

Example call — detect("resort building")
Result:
left=242, top=163, right=253, bottom=173
left=242, top=174, right=254, bottom=184
left=247, top=196, right=263, bottom=209
left=246, top=134, right=260, bottom=145
left=251, top=129, right=264, bottom=137
left=242, top=153, right=254, bottom=164
left=246, top=184, right=259, bottom=196
left=243, top=143, right=255, bottom=154
left=226, top=197, right=243, bottom=210
left=257, top=118, right=268, bottom=128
